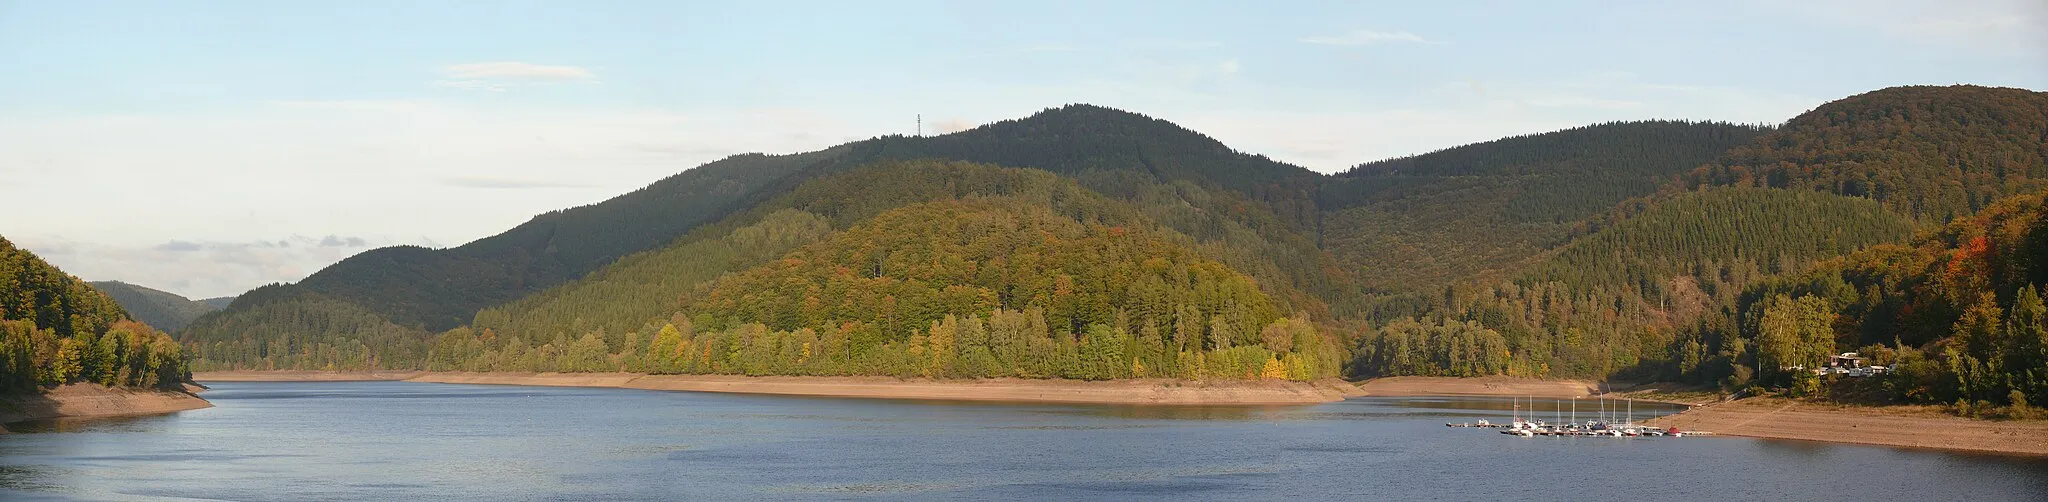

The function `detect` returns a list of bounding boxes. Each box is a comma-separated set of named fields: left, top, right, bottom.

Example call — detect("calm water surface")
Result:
left=4, top=381, right=2046, bottom=501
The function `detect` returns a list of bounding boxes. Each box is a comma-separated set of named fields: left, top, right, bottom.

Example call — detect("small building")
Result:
left=1828, top=352, right=1866, bottom=370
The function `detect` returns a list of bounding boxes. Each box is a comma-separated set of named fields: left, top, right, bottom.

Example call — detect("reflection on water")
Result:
left=3, top=381, right=2046, bottom=501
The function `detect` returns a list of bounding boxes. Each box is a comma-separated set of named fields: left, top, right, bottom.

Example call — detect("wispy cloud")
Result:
left=444, top=61, right=595, bottom=81
left=1769, top=0, right=2044, bottom=50
left=436, top=61, right=597, bottom=91
left=1021, top=44, right=1079, bottom=53
left=433, top=79, right=507, bottom=92
left=440, top=176, right=595, bottom=189
left=19, top=235, right=401, bottom=299
left=1298, top=29, right=1434, bottom=46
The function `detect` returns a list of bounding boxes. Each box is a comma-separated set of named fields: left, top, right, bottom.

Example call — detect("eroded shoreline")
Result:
left=194, top=371, right=1361, bottom=405
left=0, top=383, right=213, bottom=430
left=1646, top=397, right=2048, bottom=457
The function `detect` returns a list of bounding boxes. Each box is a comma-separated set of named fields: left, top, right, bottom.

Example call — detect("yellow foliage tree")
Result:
left=1260, top=356, right=1287, bottom=380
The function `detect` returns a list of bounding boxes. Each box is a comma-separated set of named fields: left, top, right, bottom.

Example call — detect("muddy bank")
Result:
left=1354, top=376, right=1600, bottom=398
left=1647, top=397, right=2048, bottom=456
left=0, top=384, right=212, bottom=425
left=193, top=370, right=422, bottom=382
left=403, top=372, right=1356, bottom=405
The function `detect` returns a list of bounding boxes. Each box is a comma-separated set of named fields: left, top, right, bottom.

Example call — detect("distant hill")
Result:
left=1321, top=120, right=1767, bottom=290
left=1685, top=85, right=2048, bottom=222
left=88, top=281, right=228, bottom=332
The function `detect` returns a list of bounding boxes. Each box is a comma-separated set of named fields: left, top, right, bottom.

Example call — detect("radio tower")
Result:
left=916, top=114, right=922, bottom=137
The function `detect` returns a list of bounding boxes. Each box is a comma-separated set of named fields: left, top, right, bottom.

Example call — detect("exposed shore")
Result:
left=0, top=383, right=213, bottom=430
left=193, top=371, right=1358, bottom=405
left=1646, top=397, right=2048, bottom=456
left=1353, top=376, right=1600, bottom=398
left=193, top=370, right=421, bottom=382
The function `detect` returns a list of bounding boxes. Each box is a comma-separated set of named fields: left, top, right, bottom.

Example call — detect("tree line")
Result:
left=2, top=236, right=190, bottom=393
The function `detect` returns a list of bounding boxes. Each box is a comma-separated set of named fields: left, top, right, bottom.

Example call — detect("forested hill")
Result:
left=424, top=186, right=1343, bottom=380
left=855, top=104, right=1326, bottom=230
left=90, top=281, right=227, bottom=332
left=2, top=236, right=189, bottom=392
left=181, top=85, right=2048, bottom=395
left=1736, top=189, right=2048, bottom=411
left=1345, top=86, right=2048, bottom=400
left=1685, top=85, right=2048, bottom=222
left=1320, top=120, right=1767, bottom=291
left=259, top=147, right=855, bottom=332
left=184, top=105, right=1342, bottom=366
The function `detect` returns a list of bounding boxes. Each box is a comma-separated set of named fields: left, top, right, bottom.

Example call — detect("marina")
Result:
left=1446, top=397, right=1713, bottom=438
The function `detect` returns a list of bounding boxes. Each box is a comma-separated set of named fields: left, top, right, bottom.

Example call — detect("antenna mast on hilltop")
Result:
left=916, top=114, right=922, bottom=137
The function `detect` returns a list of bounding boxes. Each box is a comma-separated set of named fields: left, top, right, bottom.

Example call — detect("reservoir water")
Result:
left=4, top=381, right=2046, bottom=501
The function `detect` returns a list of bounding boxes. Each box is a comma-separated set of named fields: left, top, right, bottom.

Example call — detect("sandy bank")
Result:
left=1354, top=376, right=1599, bottom=398
left=407, top=372, right=1356, bottom=405
left=1647, top=397, right=2048, bottom=456
left=0, top=383, right=212, bottom=425
left=193, top=370, right=422, bottom=382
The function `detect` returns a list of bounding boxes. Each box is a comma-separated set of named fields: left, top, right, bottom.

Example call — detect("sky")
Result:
left=2, top=0, right=2044, bottom=300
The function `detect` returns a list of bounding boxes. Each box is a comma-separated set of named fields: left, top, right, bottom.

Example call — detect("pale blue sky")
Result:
left=2, top=0, right=2043, bottom=298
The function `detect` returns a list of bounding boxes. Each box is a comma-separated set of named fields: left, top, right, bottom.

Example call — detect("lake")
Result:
left=4, top=381, right=2046, bottom=501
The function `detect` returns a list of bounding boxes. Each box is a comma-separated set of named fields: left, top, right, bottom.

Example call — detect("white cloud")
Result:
left=1021, top=44, right=1079, bottom=53
left=443, top=61, right=596, bottom=81
left=1522, top=95, right=1645, bottom=110
left=1766, top=0, right=2046, bottom=50
left=433, top=80, right=508, bottom=92
left=0, top=102, right=868, bottom=298
left=1299, top=29, right=1433, bottom=46
left=434, top=62, right=597, bottom=91
left=933, top=118, right=978, bottom=134
left=16, top=235, right=399, bottom=299
left=440, top=176, right=594, bottom=189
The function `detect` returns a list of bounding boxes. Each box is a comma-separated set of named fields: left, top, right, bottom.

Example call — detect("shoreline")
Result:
left=1353, top=376, right=1601, bottom=399
left=194, top=371, right=1361, bottom=405
left=1, top=383, right=213, bottom=430
left=1646, top=397, right=2048, bottom=457
left=193, top=370, right=422, bottom=382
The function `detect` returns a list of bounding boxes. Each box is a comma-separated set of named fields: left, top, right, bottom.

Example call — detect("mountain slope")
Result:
left=474, top=160, right=1327, bottom=345
left=1524, top=187, right=1916, bottom=296
left=1321, top=120, right=1767, bottom=290
left=1346, top=85, right=2048, bottom=387
left=432, top=194, right=1342, bottom=380
left=188, top=105, right=1346, bottom=352
left=1685, top=85, right=2048, bottom=222
left=89, top=281, right=227, bottom=332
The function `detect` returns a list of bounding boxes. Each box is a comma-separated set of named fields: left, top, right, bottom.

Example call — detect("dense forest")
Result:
left=428, top=196, right=1342, bottom=381
left=1321, top=120, right=1768, bottom=291
left=1685, top=85, right=2048, bottom=222
left=2, top=236, right=190, bottom=393
left=1345, top=85, right=2048, bottom=407
left=1738, top=190, right=2048, bottom=411
left=171, top=85, right=2048, bottom=399
left=195, top=161, right=1345, bottom=380
left=1349, top=188, right=1917, bottom=380
left=90, top=281, right=229, bottom=332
